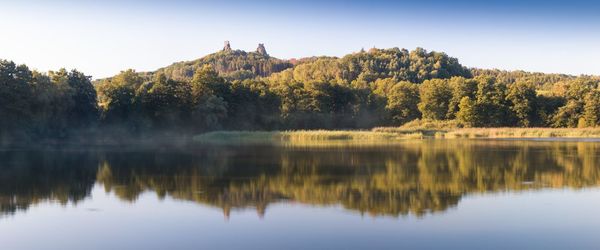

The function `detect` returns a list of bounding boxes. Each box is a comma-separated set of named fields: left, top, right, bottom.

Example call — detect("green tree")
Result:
left=456, top=97, right=477, bottom=127
left=191, top=65, right=228, bottom=98
left=66, top=70, right=99, bottom=128
left=583, top=90, right=600, bottom=127
left=137, top=73, right=191, bottom=129
left=0, top=60, right=34, bottom=141
left=98, top=69, right=142, bottom=125
left=535, top=95, right=564, bottom=127
left=447, top=77, right=477, bottom=119
left=552, top=101, right=582, bottom=128
left=224, top=80, right=281, bottom=130
left=189, top=66, right=229, bottom=131
left=474, top=76, right=511, bottom=127
left=418, top=79, right=452, bottom=120
left=552, top=78, right=598, bottom=127
left=192, top=94, right=227, bottom=130
left=371, top=78, right=397, bottom=97
left=507, top=81, right=538, bottom=127
left=386, top=81, right=420, bottom=125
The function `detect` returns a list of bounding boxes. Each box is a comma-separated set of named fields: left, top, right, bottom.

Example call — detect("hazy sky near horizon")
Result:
left=1, top=0, right=599, bottom=79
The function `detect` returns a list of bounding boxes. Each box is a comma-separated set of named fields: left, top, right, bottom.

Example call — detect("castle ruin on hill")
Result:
left=256, top=43, right=268, bottom=56
left=223, top=41, right=232, bottom=52
left=222, top=41, right=269, bottom=56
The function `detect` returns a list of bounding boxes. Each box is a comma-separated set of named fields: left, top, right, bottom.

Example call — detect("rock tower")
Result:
left=223, top=41, right=232, bottom=52
left=256, top=43, right=268, bottom=56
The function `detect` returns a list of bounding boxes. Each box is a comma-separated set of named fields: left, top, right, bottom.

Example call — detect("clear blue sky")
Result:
left=1, top=0, right=599, bottom=79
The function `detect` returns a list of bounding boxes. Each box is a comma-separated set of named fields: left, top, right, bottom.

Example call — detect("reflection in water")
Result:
left=1, top=140, right=600, bottom=218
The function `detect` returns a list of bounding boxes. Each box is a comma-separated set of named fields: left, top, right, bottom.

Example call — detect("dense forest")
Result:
left=2, top=43, right=600, bottom=143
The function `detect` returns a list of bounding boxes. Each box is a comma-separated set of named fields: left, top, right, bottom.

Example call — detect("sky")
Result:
left=1, top=0, right=599, bottom=79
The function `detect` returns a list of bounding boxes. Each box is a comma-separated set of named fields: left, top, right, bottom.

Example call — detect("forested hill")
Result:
left=471, top=69, right=577, bottom=90
left=152, top=42, right=293, bottom=81
left=276, top=47, right=472, bottom=84
left=129, top=43, right=472, bottom=83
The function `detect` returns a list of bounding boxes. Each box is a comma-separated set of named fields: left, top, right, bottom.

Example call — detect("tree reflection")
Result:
left=0, top=150, right=98, bottom=215
left=2, top=141, right=600, bottom=217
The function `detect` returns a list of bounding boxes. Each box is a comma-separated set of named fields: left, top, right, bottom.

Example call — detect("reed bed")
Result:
left=193, top=130, right=418, bottom=145
left=193, top=127, right=600, bottom=145
left=442, top=128, right=600, bottom=139
left=278, top=130, right=404, bottom=141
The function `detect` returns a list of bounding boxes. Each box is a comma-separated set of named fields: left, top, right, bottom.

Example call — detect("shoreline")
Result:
left=4, top=128, right=600, bottom=149
left=193, top=128, right=600, bottom=145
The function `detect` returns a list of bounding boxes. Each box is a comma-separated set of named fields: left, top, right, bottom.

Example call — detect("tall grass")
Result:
left=374, top=119, right=463, bottom=131
left=373, top=119, right=462, bottom=137
left=193, top=130, right=419, bottom=145
left=279, top=130, right=405, bottom=141
left=442, top=128, right=600, bottom=139
left=375, top=119, right=600, bottom=139
left=193, top=127, right=600, bottom=146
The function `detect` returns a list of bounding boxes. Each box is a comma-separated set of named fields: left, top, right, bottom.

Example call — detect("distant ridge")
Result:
left=101, top=41, right=581, bottom=87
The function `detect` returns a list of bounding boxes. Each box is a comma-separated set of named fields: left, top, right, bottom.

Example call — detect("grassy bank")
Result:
left=193, top=130, right=422, bottom=145
left=441, top=128, right=600, bottom=139
left=376, top=127, right=600, bottom=139
left=193, top=127, right=600, bottom=145
left=375, top=119, right=600, bottom=139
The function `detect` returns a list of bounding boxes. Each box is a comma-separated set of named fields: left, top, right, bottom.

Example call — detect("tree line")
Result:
left=2, top=47, right=600, bottom=142
left=0, top=60, right=98, bottom=143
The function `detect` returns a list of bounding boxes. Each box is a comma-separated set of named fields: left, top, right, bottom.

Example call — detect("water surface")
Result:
left=1, top=140, right=600, bottom=249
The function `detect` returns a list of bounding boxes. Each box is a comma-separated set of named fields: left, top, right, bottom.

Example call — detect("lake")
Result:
left=1, top=140, right=600, bottom=249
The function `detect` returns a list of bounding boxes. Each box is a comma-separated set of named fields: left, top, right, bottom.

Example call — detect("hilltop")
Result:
left=151, top=41, right=294, bottom=81
left=97, top=42, right=592, bottom=92
left=102, top=41, right=474, bottom=84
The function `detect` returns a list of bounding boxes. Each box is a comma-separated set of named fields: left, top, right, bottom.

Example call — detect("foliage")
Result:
left=507, top=81, right=538, bottom=127
left=418, top=79, right=453, bottom=120
left=471, top=68, right=578, bottom=90
left=456, top=97, right=477, bottom=127
left=155, top=49, right=293, bottom=81
left=0, top=60, right=98, bottom=143
left=3, top=45, right=600, bottom=144
left=551, top=78, right=599, bottom=128
left=583, top=90, right=600, bottom=127
left=447, top=77, right=477, bottom=119
left=386, top=81, right=421, bottom=125
left=267, top=47, right=471, bottom=85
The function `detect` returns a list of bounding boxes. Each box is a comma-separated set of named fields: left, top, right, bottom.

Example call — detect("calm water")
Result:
left=1, top=140, right=600, bottom=249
